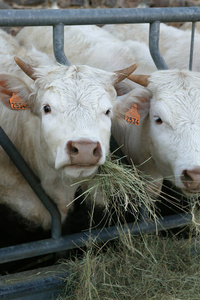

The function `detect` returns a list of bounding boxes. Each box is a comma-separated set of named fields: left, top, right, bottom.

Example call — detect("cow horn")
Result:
left=14, top=56, right=38, bottom=81
left=128, top=74, right=149, bottom=87
left=114, top=64, right=138, bottom=84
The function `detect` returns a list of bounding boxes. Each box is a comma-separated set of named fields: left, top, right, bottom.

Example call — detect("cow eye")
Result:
left=154, top=117, right=163, bottom=125
left=43, top=105, right=51, bottom=114
left=105, top=109, right=111, bottom=116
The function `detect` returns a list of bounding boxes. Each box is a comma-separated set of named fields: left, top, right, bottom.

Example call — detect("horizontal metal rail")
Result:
left=0, top=213, right=192, bottom=264
left=0, top=8, right=198, bottom=75
left=0, top=264, right=67, bottom=300
left=0, top=7, right=200, bottom=26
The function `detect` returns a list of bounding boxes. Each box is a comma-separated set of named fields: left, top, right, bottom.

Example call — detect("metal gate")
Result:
left=0, top=7, right=199, bottom=299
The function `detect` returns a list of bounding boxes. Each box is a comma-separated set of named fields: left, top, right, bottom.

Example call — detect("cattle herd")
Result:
left=1, top=22, right=200, bottom=233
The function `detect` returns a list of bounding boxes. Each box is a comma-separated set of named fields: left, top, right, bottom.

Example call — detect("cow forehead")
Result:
left=36, top=83, right=114, bottom=120
left=46, top=88, right=112, bottom=112
left=148, top=70, right=200, bottom=125
left=148, top=69, right=200, bottom=97
left=35, top=65, right=115, bottom=112
left=149, top=70, right=200, bottom=107
left=35, top=64, right=115, bottom=90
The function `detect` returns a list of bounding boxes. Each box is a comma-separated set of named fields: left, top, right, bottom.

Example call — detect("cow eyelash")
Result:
left=43, top=105, right=51, bottom=114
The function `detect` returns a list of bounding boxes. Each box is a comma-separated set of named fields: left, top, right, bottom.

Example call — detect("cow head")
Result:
left=0, top=57, right=137, bottom=180
left=128, top=69, right=200, bottom=195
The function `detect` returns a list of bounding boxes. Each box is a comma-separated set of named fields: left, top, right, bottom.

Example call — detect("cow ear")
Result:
left=112, top=88, right=151, bottom=123
left=0, top=74, right=32, bottom=111
left=114, top=82, right=132, bottom=96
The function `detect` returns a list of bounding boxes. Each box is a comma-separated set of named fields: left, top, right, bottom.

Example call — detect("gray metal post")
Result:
left=53, top=23, right=71, bottom=66
left=189, top=22, right=196, bottom=71
left=149, top=21, right=168, bottom=70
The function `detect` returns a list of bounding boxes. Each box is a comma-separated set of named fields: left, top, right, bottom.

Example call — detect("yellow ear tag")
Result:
left=9, top=92, right=27, bottom=110
left=125, top=104, right=140, bottom=125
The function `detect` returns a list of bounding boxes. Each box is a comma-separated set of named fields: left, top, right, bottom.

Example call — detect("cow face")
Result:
left=0, top=60, right=137, bottom=180
left=35, top=66, right=115, bottom=179
left=144, top=70, right=200, bottom=194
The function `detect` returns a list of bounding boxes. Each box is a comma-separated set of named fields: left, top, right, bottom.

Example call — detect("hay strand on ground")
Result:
left=58, top=233, right=200, bottom=300
left=59, top=154, right=200, bottom=300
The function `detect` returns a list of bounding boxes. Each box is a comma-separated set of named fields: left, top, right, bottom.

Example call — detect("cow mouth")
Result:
left=60, top=163, right=99, bottom=178
left=64, top=164, right=98, bottom=168
left=60, top=164, right=99, bottom=173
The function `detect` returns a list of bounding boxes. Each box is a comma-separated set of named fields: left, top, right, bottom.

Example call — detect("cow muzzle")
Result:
left=181, top=168, right=200, bottom=193
left=67, top=140, right=102, bottom=166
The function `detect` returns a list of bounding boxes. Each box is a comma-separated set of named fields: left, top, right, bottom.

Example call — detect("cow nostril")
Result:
left=67, top=141, right=79, bottom=156
left=67, top=140, right=102, bottom=164
left=93, top=142, right=102, bottom=157
left=183, top=170, right=192, bottom=182
left=181, top=168, right=200, bottom=191
left=71, top=146, right=78, bottom=154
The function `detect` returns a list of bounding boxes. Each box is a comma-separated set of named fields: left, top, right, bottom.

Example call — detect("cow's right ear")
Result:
left=113, top=87, right=151, bottom=123
left=0, top=74, right=32, bottom=111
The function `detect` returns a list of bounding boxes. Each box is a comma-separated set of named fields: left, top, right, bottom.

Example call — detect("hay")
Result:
left=59, top=154, right=200, bottom=300
left=58, top=233, right=200, bottom=300
left=73, top=153, right=159, bottom=226
left=189, top=196, right=200, bottom=235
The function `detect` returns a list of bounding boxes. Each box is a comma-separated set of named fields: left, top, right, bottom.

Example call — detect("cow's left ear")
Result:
left=114, top=82, right=132, bottom=96
left=112, top=87, right=151, bottom=124
left=0, top=74, right=32, bottom=111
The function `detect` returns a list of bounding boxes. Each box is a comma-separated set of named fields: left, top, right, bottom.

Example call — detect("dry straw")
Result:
left=58, top=154, right=200, bottom=300
left=58, top=233, right=200, bottom=300
left=73, top=152, right=159, bottom=228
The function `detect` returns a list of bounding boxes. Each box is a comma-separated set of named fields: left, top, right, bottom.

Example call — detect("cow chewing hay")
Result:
left=72, top=152, right=200, bottom=231
left=72, top=152, right=159, bottom=227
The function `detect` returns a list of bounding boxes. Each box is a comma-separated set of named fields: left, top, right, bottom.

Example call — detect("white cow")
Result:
left=16, top=25, right=156, bottom=76
left=118, top=70, right=200, bottom=195
left=0, top=29, right=137, bottom=230
left=16, top=25, right=200, bottom=196
left=104, top=23, right=200, bottom=72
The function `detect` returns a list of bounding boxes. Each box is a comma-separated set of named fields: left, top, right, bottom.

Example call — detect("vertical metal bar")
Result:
left=53, top=23, right=71, bottom=66
left=189, top=22, right=195, bottom=71
left=0, top=127, right=62, bottom=239
left=149, top=21, right=168, bottom=70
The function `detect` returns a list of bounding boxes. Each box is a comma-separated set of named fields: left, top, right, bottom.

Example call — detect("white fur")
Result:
left=113, top=70, right=200, bottom=194
left=16, top=25, right=200, bottom=195
left=103, top=23, right=200, bottom=71
left=16, top=25, right=156, bottom=75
